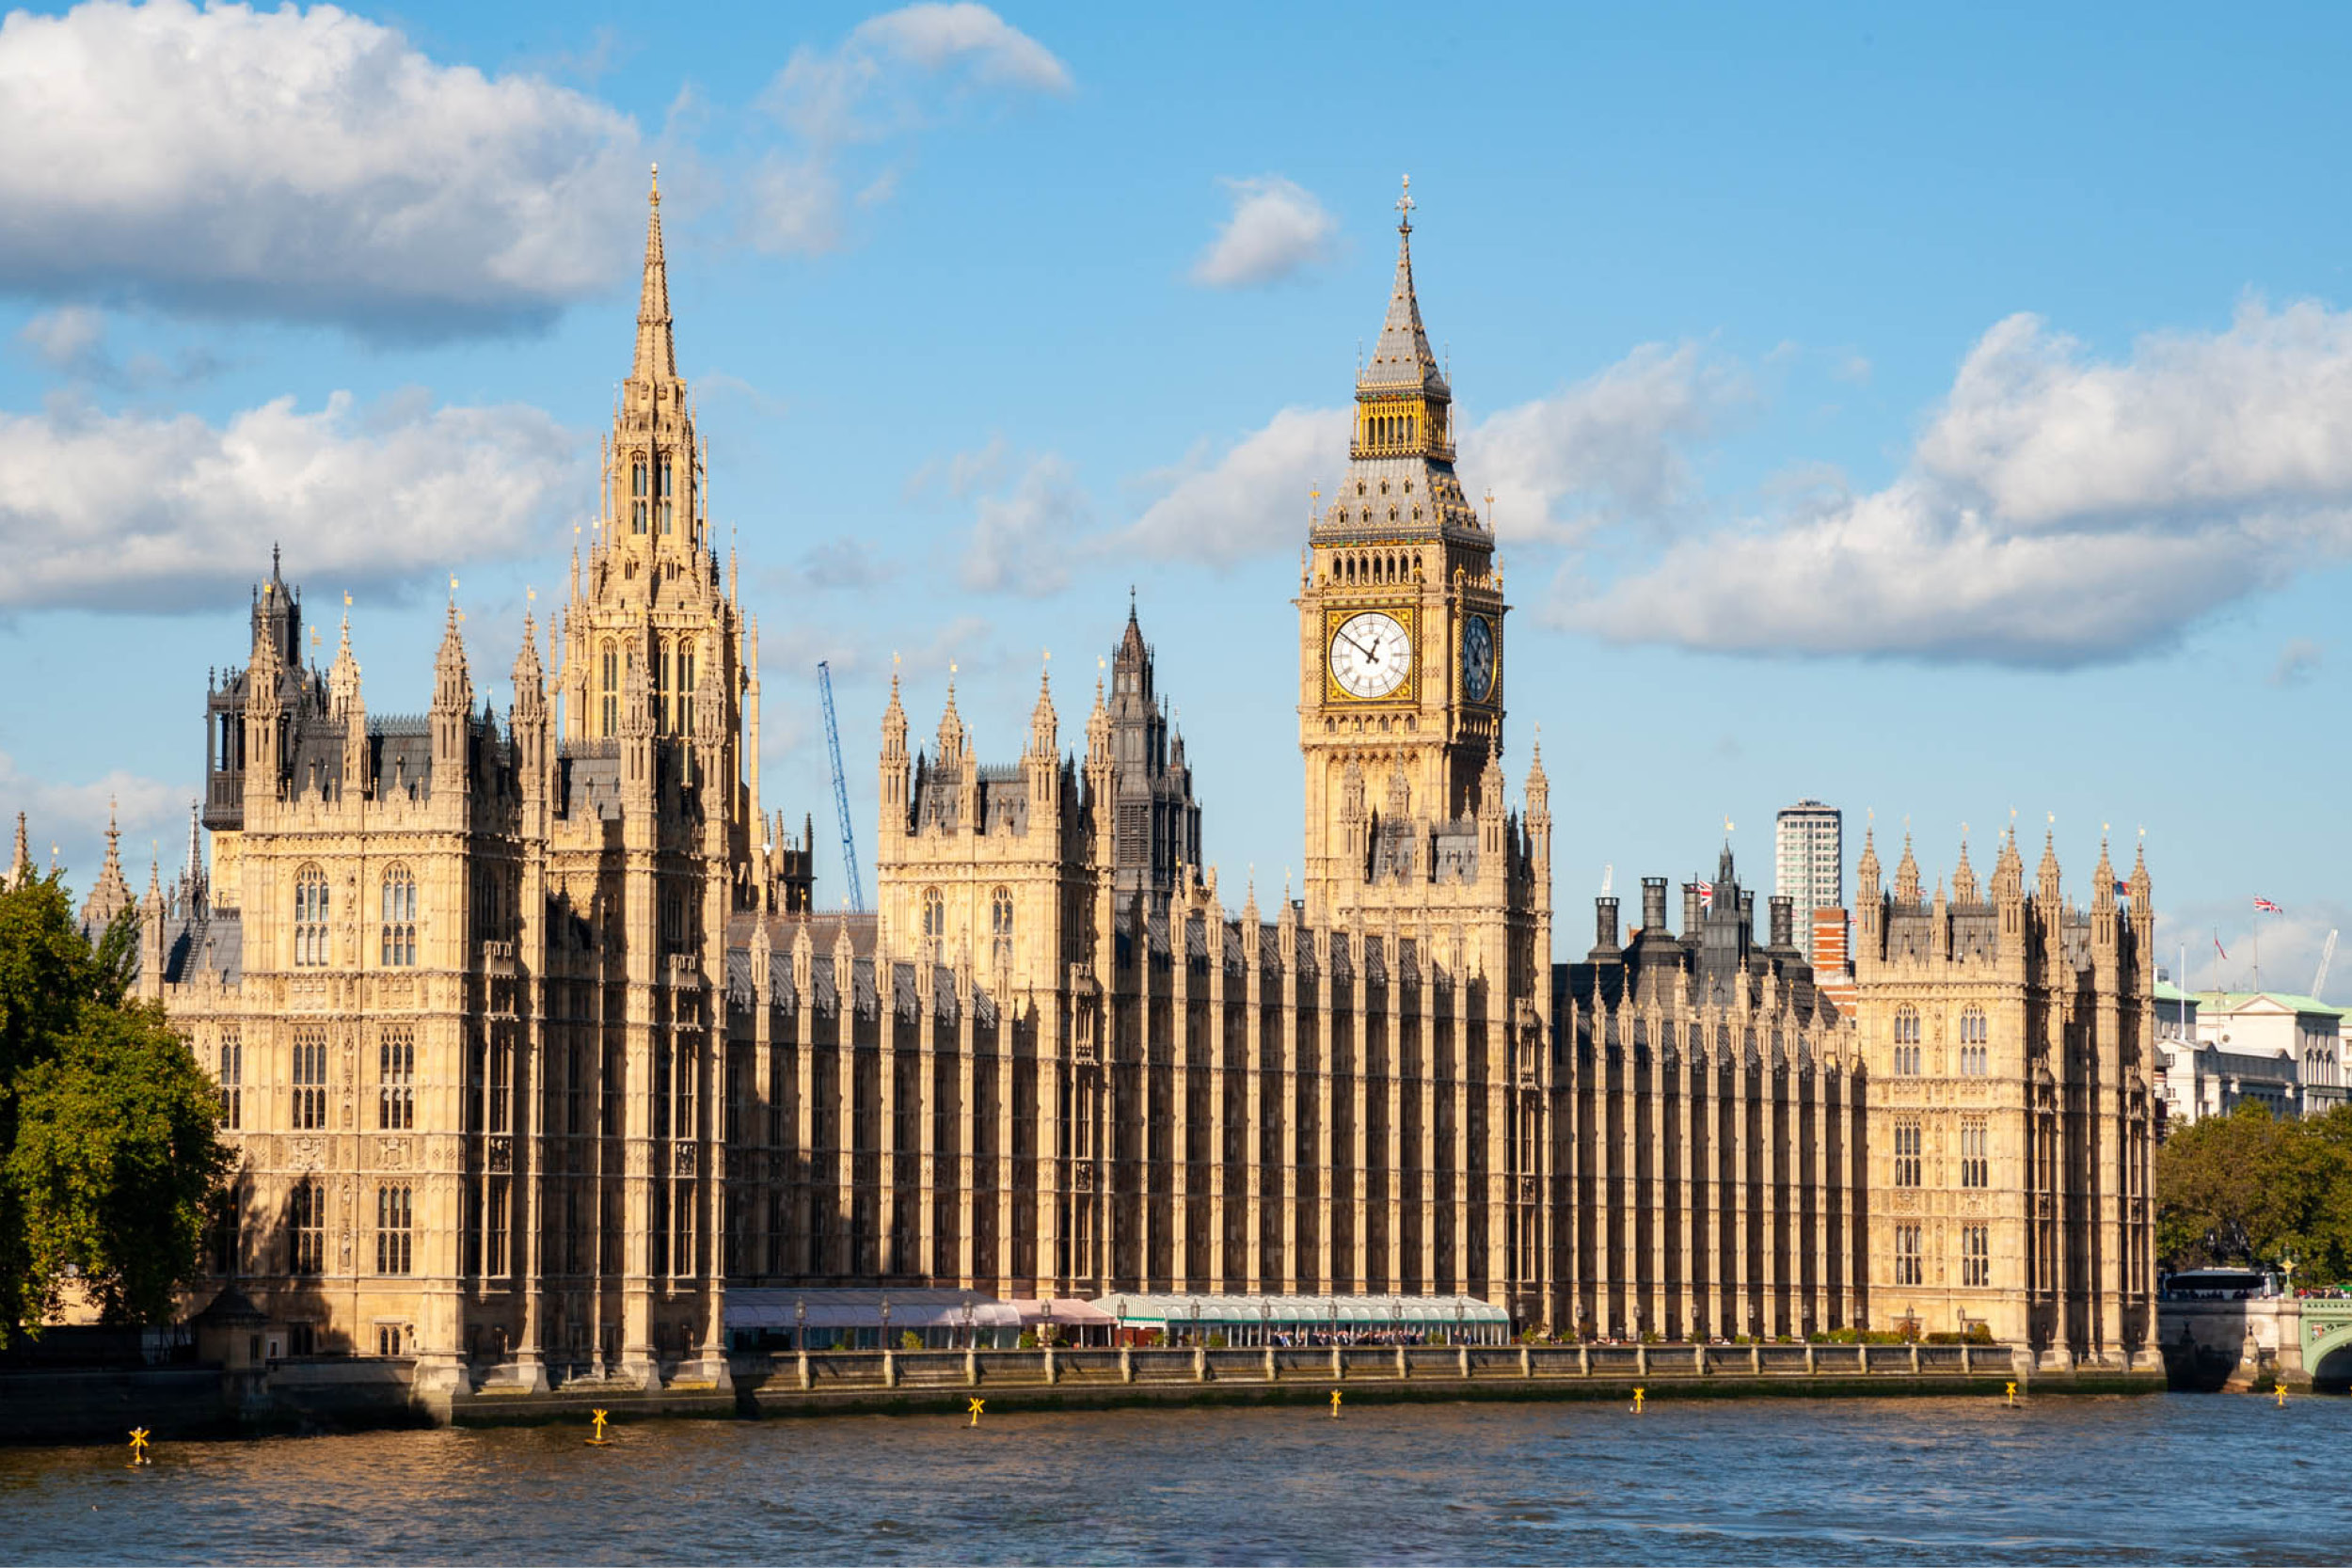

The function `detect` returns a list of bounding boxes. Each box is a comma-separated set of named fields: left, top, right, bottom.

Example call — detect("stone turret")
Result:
left=430, top=599, right=472, bottom=789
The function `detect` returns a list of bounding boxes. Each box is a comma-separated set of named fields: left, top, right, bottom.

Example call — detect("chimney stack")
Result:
left=1682, top=881, right=1703, bottom=935
left=1642, top=876, right=1668, bottom=932
left=1594, top=895, right=1620, bottom=952
left=1769, top=895, right=1794, bottom=949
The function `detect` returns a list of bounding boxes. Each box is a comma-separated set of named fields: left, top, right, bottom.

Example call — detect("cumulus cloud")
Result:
left=751, top=4, right=1071, bottom=257
left=1466, top=342, right=1749, bottom=543
left=1191, top=176, right=1338, bottom=289
left=0, top=0, right=645, bottom=335
left=1112, top=341, right=1740, bottom=565
left=1567, top=301, right=2352, bottom=667
left=1118, top=407, right=1348, bottom=564
left=0, top=391, right=583, bottom=613
left=0, top=749, right=188, bottom=893
left=16, top=306, right=222, bottom=389
left=960, top=455, right=1087, bottom=595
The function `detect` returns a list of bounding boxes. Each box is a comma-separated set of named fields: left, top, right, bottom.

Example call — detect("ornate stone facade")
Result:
left=131, top=178, right=2156, bottom=1385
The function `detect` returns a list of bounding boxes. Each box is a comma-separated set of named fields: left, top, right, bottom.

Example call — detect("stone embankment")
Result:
left=2, top=1341, right=2169, bottom=1444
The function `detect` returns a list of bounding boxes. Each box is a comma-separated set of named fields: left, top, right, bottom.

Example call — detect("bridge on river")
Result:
left=2303, top=1298, right=2352, bottom=1374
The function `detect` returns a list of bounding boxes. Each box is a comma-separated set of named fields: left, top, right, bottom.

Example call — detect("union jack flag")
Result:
left=1696, top=879, right=1714, bottom=908
left=2254, top=897, right=2282, bottom=914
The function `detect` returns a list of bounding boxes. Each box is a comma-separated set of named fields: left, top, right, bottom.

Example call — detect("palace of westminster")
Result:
left=35, top=176, right=2157, bottom=1395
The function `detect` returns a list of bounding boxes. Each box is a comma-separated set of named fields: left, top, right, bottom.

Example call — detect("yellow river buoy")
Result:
left=2005, top=1381, right=2017, bottom=1408
left=1632, top=1387, right=1645, bottom=1414
left=126, top=1428, right=151, bottom=1467
left=587, top=1408, right=612, bottom=1446
left=968, top=1398, right=985, bottom=1427
left=1329, top=1388, right=1343, bottom=1418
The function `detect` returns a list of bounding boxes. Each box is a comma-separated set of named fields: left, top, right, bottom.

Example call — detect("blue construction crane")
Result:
left=816, top=660, right=865, bottom=913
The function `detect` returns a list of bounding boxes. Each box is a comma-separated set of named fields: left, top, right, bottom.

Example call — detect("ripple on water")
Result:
left=4, top=1395, right=2351, bottom=1564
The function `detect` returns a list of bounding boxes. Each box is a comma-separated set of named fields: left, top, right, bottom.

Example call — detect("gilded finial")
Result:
left=1396, top=172, right=1413, bottom=229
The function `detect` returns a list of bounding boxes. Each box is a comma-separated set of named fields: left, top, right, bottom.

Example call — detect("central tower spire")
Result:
left=634, top=164, right=676, bottom=387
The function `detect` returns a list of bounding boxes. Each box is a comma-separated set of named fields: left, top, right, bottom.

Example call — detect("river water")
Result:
left=2, top=1393, right=2344, bottom=1563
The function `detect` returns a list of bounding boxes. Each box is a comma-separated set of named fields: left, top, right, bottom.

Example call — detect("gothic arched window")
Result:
left=678, top=642, right=697, bottom=736
left=921, top=887, right=945, bottom=941
left=658, top=455, right=675, bottom=534
left=294, top=863, right=329, bottom=966
left=1893, top=1006, right=1922, bottom=1076
left=600, top=642, right=619, bottom=736
left=380, top=865, right=416, bottom=967
left=1960, top=1006, right=1989, bottom=1076
left=991, top=886, right=1013, bottom=964
left=631, top=460, right=648, bottom=534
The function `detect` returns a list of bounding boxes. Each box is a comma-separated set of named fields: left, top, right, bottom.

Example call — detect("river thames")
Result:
left=3, top=1394, right=2344, bottom=1563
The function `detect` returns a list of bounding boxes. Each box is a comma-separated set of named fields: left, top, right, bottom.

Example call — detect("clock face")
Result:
left=1462, top=615, right=1496, bottom=703
left=1330, top=610, right=1412, bottom=700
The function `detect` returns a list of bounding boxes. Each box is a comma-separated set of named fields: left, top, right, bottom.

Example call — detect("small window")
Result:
left=294, top=864, right=330, bottom=966
left=1960, top=1116, right=1989, bottom=1189
left=1962, top=1224, right=1991, bottom=1289
left=1893, top=1006, right=1922, bottom=1077
left=1894, top=1119, right=1922, bottom=1188
left=991, top=886, right=1013, bottom=964
left=291, top=1179, right=326, bottom=1277
left=217, top=1031, right=242, bottom=1130
left=600, top=643, right=620, bottom=736
left=672, top=1184, right=694, bottom=1278
left=485, top=1175, right=510, bottom=1277
left=376, top=1184, right=412, bottom=1275
left=1960, top=1007, right=1989, bottom=1076
left=292, top=1028, right=328, bottom=1131
left=1896, top=1224, right=1923, bottom=1287
left=379, top=866, right=416, bottom=967
left=379, top=1027, right=414, bottom=1131
left=659, top=456, right=675, bottom=534
left=922, top=887, right=945, bottom=941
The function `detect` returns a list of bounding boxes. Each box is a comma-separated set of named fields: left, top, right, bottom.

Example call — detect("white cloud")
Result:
left=0, top=391, right=583, bottom=613
left=20, top=307, right=105, bottom=372
left=1113, top=341, right=1740, bottom=566
left=0, top=749, right=187, bottom=893
left=1466, top=341, right=1748, bottom=543
left=1118, top=407, right=1349, bottom=565
left=0, top=0, right=645, bottom=335
left=1567, top=301, right=2352, bottom=667
left=1191, top=176, right=1338, bottom=289
left=751, top=4, right=1070, bottom=257
left=960, top=455, right=1087, bottom=595
left=16, top=305, right=223, bottom=389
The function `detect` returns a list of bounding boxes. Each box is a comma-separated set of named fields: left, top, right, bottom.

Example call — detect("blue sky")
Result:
left=2, top=0, right=2347, bottom=995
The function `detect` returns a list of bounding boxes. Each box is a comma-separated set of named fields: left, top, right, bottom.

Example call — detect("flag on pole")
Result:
left=2113, top=880, right=2129, bottom=898
left=1696, top=879, right=1714, bottom=908
left=2254, top=897, right=2282, bottom=914
left=2215, top=932, right=2229, bottom=960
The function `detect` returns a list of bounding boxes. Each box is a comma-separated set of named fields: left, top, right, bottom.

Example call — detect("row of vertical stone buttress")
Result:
left=1552, top=974, right=1859, bottom=1341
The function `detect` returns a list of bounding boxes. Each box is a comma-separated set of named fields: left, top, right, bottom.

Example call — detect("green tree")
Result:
left=0, top=868, right=228, bottom=1342
left=2157, top=1101, right=2352, bottom=1286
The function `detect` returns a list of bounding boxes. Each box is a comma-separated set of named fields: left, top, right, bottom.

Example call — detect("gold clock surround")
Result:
left=1324, top=604, right=1419, bottom=703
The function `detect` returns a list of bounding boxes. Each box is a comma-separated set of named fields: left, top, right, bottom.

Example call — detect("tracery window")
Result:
left=290, top=1179, right=326, bottom=1276
left=293, top=864, right=329, bottom=966
left=379, top=1027, right=414, bottom=1131
left=217, top=1031, right=242, bottom=1130
left=291, top=1028, right=328, bottom=1131
left=659, top=455, right=675, bottom=534
left=1962, top=1224, right=1991, bottom=1289
left=1893, top=1006, right=1922, bottom=1076
left=678, top=642, right=697, bottom=736
left=485, top=1175, right=510, bottom=1276
left=376, top=1183, right=412, bottom=1275
left=1960, top=1006, right=1989, bottom=1076
left=922, top=886, right=945, bottom=941
left=379, top=865, right=417, bottom=967
left=1960, top=1116, right=1989, bottom=1189
left=1894, top=1119, right=1922, bottom=1187
left=631, top=459, right=648, bottom=534
left=673, top=1185, right=695, bottom=1278
left=991, top=886, right=1013, bottom=964
left=1895, top=1224, right=1923, bottom=1287
left=600, top=642, right=619, bottom=736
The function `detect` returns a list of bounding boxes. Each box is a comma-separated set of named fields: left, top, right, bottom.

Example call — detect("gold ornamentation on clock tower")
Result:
left=1297, top=178, right=1511, bottom=921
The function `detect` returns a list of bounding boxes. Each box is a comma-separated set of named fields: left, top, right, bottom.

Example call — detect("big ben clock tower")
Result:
left=1297, top=180, right=1514, bottom=924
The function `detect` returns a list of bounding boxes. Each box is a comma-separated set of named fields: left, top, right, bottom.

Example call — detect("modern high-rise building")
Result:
left=1775, top=799, right=1843, bottom=927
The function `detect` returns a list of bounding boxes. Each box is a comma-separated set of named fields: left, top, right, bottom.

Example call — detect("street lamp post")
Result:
left=1041, top=1299, right=1054, bottom=1349
left=1327, top=1298, right=1338, bottom=1346
left=1259, top=1300, right=1271, bottom=1348
left=1116, top=1301, right=1127, bottom=1349
left=961, top=1300, right=976, bottom=1351
left=794, top=1297, right=806, bottom=1353
left=880, top=1293, right=892, bottom=1353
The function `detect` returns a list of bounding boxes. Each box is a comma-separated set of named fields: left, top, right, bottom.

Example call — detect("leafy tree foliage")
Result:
left=2157, top=1101, right=2352, bottom=1286
left=0, top=869, right=228, bottom=1342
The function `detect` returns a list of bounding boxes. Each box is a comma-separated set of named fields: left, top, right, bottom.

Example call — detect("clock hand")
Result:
left=1338, top=629, right=1377, bottom=659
